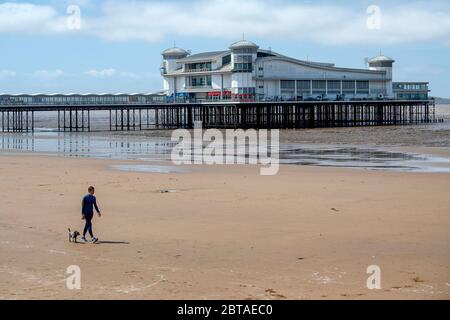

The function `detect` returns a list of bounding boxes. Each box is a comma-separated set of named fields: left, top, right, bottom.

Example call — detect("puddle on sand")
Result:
left=1, top=131, right=450, bottom=173
left=279, top=144, right=450, bottom=173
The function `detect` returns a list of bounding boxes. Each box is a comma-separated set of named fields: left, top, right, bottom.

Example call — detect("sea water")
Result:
left=1, top=130, right=450, bottom=173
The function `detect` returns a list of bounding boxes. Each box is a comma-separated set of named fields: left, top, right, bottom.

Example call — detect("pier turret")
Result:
left=161, top=46, right=189, bottom=75
left=229, top=39, right=259, bottom=97
left=368, top=55, right=395, bottom=97
left=161, top=46, right=189, bottom=96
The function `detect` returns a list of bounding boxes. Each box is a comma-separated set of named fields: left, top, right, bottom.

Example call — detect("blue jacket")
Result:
left=82, top=194, right=100, bottom=216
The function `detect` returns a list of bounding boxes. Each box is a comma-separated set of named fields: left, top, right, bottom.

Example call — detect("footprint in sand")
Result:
left=265, top=288, right=287, bottom=300
left=412, top=276, right=426, bottom=283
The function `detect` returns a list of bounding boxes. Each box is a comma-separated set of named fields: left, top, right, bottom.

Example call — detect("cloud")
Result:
left=0, top=70, right=16, bottom=77
left=1, top=0, right=450, bottom=45
left=85, top=68, right=116, bottom=78
left=84, top=69, right=142, bottom=79
left=0, top=2, right=67, bottom=34
left=33, top=69, right=64, bottom=79
left=117, top=71, right=141, bottom=79
left=60, top=0, right=92, bottom=6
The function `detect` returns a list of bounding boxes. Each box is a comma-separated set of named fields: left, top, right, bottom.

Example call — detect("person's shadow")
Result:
left=95, top=240, right=130, bottom=245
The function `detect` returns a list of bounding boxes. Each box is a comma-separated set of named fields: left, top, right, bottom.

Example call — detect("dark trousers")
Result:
left=83, top=214, right=94, bottom=238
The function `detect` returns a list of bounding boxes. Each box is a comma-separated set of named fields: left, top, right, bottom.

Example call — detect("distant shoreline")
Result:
left=433, top=98, right=450, bottom=104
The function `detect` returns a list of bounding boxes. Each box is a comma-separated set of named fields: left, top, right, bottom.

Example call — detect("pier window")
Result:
left=222, top=55, right=231, bottom=66
left=233, top=54, right=253, bottom=73
left=393, top=82, right=429, bottom=91
left=234, top=63, right=253, bottom=73
left=327, top=80, right=341, bottom=94
left=281, top=80, right=295, bottom=98
left=280, top=80, right=295, bottom=90
left=397, top=93, right=428, bottom=100
left=296, top=80, right=311, bottom=95
left=237, top=88, right=256, bottom=94
left=312, top=80, right=326, bottom=94
left=188, top=75, right=212, bottom=87
left=235, top=55, right=253, bottom=63
left=186, top=62, right=212, bottom=72
left=32, top=97, right=44, bottom=104
left=356, top=81, right=369, bottom=94
left=342, top=80, right=356, bottom=94
left=236, top=87, right=256, bottom=99
left=234, top=48, right=255, bottom=54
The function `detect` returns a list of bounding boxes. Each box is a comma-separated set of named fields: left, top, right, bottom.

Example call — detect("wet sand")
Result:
left=106, top=104, right=450, bottom=147
left=0, top=154, right=449, bottom=300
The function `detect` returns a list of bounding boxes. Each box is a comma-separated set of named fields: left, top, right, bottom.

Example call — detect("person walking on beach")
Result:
left=81, top=186, right=101, bottom=243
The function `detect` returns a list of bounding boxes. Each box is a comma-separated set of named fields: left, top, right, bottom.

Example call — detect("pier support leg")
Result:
left=121, top=109, right=124, bottom=131
left=187, top=106, right=193, bottom=129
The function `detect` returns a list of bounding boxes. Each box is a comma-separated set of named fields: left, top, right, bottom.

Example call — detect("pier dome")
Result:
left=161, top=47, right=189, bottom=58
left=229, top=40, right=259, bottom=50
left=368, top=55, right=395, bottom=63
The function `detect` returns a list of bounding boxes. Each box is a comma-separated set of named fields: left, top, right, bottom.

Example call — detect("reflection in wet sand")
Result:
left=110, top=164, right=189, bottom=174
left=1, top=131, right=450, bottom=173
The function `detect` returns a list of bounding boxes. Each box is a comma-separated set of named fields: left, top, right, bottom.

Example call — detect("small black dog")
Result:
left=68, top=228, right=81, bottom=243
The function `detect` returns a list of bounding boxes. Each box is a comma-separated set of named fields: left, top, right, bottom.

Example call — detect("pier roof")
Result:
left=177, top=51, right=229, bottom=62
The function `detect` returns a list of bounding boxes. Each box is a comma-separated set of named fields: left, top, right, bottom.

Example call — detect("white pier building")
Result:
left=161, top=40, right=429, bottom=102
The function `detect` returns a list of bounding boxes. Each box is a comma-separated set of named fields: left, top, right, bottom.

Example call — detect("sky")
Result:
left=0, top=0, right=449, bottom=97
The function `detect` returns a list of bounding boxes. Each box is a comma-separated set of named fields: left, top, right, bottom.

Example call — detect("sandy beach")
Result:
left=0, top=153, right=449, bottom=300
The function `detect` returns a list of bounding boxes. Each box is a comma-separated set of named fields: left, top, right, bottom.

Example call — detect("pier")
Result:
left=0, top=99, right=438, bottom=133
